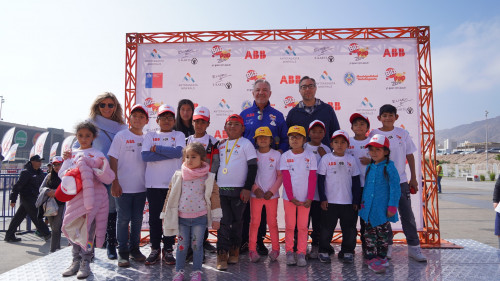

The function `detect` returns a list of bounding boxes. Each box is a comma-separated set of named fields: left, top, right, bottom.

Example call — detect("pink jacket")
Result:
left=59, top=149, right=115, bottom=250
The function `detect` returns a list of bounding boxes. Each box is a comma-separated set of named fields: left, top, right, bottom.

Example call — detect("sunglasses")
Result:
left=99, top=103, right=115, bottom=109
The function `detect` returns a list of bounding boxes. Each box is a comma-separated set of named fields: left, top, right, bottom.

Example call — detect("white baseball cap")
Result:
left=308, top=119, right=326, bottom=132
left=157, top=104, right=176, bottom=116
left=51, top=156, right=64, bottom=164
left=193, top=106, right=210, bottom=121
left=331, top=129, right=350, bottom=145
left=365, top=134, right=390, bottom=149
left=130, top=104, right=148, bottom=116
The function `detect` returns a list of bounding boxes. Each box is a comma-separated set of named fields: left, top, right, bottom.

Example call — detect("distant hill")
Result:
left=436, top=115, right=500, bottom=145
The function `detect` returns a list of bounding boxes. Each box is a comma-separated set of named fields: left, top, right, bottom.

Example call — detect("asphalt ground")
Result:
left=0, top=177, right=497, bottom=274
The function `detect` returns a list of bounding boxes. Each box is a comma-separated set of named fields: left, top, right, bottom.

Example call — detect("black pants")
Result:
left=217, top=195, right=247, bottom=252
left=146, top=188, right=175, bottom=250
left=241, top=200, right=267, bottom=246
left=7, top=196, right=50, bottom=237
left=319, top=203, right=358, bottom=254
left=308, top=200, right=322, bottom=246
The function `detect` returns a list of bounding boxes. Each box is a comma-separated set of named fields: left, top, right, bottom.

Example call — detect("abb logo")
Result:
left=280, top=75, right=301, bottom=84
left=245, top=50, right=267, bottom=59
left=214, top=130, right=228, bottom=139
left=328, top=102, right=342, bottom=111
left=287, top=159, right=294, bottom=163
left=126, top=140, right=135, bottom=144
left=383, top=48, right=405, bottom=57
left=152, top=138, right=160, bottom=142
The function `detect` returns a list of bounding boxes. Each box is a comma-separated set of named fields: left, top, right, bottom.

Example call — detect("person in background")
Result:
left=437, top=160, right=443, bottom=193
left=175, top=99, right=195, bottom=138
left=492, top=175, right=500, bottom=248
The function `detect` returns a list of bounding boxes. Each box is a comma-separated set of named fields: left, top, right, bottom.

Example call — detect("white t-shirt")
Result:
left=186, top=134, right=218, bottom=149
left=254, top=149, right=281, bottom=199
left=370, top=127, right=417, bottom=183
left=346, top=137, right=370, bottom=187
left=142, top=130, right=185, bottom=188
left=62, top=147, right=107, bottom=172
left=107, top=130, right=146, bottom=193
left=217, top=137, right=257, bottom=187
left=279, top=150, right=317, bottom=202
left=304, top=143, right=331, bottom=201
left=318, top=153, right=360, bottom=204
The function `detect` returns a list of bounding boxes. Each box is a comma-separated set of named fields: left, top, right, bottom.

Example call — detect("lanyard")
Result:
left=224, top=137, right=240, bottom=166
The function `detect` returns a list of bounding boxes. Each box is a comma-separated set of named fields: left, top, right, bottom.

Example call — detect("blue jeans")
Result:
left=115, top=192, right=147, bottom=252
left=176, top=216, right=207, bottom=271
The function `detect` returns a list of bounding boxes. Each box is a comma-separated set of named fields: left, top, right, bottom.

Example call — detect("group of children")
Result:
left=58, top=102, right=425, bottom=280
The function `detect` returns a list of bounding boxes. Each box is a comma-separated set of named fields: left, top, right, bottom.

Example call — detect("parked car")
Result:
left=474, top=149, right=485, bottom=154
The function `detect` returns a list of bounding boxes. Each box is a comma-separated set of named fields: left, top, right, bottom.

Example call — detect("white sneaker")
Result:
left=308, top=245, right=319, bottom=259
left=286, top=252, right=296, bottom=265
left=296, top=253, right=307, bottom=267
left=408, top=245, right=427, bottom=262
left=386, top=245, right=393, bottom=260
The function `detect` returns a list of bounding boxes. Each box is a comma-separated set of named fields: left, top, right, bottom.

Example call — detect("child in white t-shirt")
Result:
left=108, top=104, right=149, bottom=267
left=317, top=130, right=361, bottom=264
left=186, top=106, right=219, bottom=172
left=280, top=125, right=317, bottom=267
left=141, top=104, right=186, bottom=266
left=346, top=113, right=371, bottom=258
left=249, top=126, right=282, bottom=263
left=215, top=114, right=257, bottom=271
left=303, top=120, right=331, bottom=259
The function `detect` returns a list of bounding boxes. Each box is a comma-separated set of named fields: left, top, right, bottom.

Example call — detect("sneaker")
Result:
left=386, top=245, right=393, bottom=260
left=76, top=259, right=91, bottom=279
left=189, top=270, right=202, bottom=281
left=239, top=242, right=249, bottom=254
left=163, top=249, right=176, bottom=265
left=380, top=257, right=389, bottom=267
left=4, top=235, right=21, bottom=242
left=296, top=253, right=307, bottom=267
left=204, top=241, right=217, bottom=253
left=42, top=233, right=51, bottom=242
left=269, top=250, right=279, bottom=262
left=107, top=244, right=117, bottom=260
left=408, top=245, right=427, bottom=262
left=308, top=245, right=319, bottom=259
left=118, top=252, right=130, bottom=267
left=318, top=253, right=331, bottom=263
left=172, top=269, right=185, bottom=281
left=62, top=260, right=80, bottom=277
left=256, top=241, right=269, bottom=256
left=365, top=258, right=385, bottom=274
left=286, top=252, right=296, bottom=265
left=130, top=247, right=146, bottom=262
left=249, top=251, right=260, bottom=263
left=342, top=253, right=354, bottom=263
left=144, top=248, right=161, bottom=265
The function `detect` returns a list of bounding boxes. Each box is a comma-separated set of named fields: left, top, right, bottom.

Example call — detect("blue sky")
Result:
left=1, top=0, right=499, bottom=132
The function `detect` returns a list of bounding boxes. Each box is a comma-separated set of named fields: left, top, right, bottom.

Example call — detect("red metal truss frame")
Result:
left=126, top=27, right=443, bottom=247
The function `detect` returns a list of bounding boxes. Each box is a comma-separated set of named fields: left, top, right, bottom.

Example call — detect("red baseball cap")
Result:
left=55, top=169, right=83, bottom=202
left=308, top=120, right=326, bottom=132
left=193, top=106, right=210, bottom=121
left=131, top=104, right=148, bottom=116
left=225, top=114, right=244, bottom=126
left=331, top=129, right=350, bottom=145
left=157, top=104, right=176, bottom=116
left=365, top=134, right=390, bottom=149
left=349, top=113, right=370, bottom=127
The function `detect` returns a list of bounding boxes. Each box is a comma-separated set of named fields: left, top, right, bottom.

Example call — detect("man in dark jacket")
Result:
left=5, top=155, right=51, bottom=242
left=286, top=76, right=340, bottom=146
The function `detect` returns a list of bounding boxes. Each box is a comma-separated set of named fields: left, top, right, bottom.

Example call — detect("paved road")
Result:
left=0, top=177, right=498, bottom=274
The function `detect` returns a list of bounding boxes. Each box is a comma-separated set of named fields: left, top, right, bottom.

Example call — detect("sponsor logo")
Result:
left=361, top=97, right=373, bottom=108
left=327, top=102, right=342, bottom=111
left=214, top=130, right=228, bottom=139
left=213, top=99, right=233, bottom=118
left=145, top=73, right=163, bottom=88
left=177, top=49, right=199, bottom=64
left=211, top=45, right=231, bottom=64
left=218, top=99, right=230, bottom=109
left=283, top=96, right=298, bottom=108
left=385, top=67, right=406, bottom=88
left=355, top=97, right=377, bottom=115
left=280, top=75, right=301, bottom=85
left=348, top=43, right=369, bottom=62
left=212, top=74, right=232, bottom=89
left=14, top=130, right=27, bottom=148
left=317, top=71, right=335, bottom=89
left=383, top=48, right=406, bottom=57
left=178, top=73, right=198, bottom=90
left=241, top=100, right=252, bottom=111
left=246, top=70, right=266, bottom=82
left=344, top=72, right=355, bottom=86
left=144, top=97, right=162, bottom=113
left=314, top=46, right=334, bottom=56
left=245, top=50, right=267, bottom=59
left=280, top=46, right=299, bottom=63
left=145, top=49, right=164, bottom=66
left=392, top=98, right=414, bottom=114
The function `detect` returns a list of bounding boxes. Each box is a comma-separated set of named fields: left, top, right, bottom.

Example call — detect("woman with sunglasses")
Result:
left=74, top=92, right=128, bottom=259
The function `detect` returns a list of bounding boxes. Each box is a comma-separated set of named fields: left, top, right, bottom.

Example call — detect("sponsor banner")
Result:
left=3, top=143, right=19, bottom=162
left=61, top=136, right=75, bottom=155
left=50, top=142, right=59, bottom=159
left=1, top=127, right=15, bottom=158
left=34, top=132, right=49, bottom=159
left=135, top=38, right=421, bottom=230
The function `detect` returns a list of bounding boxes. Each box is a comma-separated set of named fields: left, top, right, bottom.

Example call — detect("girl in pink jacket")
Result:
left=58, top=121, right=115, bottom=279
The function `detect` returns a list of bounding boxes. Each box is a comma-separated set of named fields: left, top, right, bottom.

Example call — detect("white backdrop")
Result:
left=136, top=38, right=422, bottom=231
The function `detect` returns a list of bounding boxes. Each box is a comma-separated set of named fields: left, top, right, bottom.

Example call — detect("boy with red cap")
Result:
left=141, top=104, right=186, bottom=265
left=215, top=114, right=257, bottom=270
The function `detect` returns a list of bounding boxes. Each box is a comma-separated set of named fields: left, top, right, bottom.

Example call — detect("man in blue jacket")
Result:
left=286, top=76, right=340, bottom=146
left=240, top=79, right=288, bottom=256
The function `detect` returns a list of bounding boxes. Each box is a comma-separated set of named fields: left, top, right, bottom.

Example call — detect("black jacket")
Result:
left=10, top=163, right=46, bottom=203
left=493, top=176, right=500, bottom=203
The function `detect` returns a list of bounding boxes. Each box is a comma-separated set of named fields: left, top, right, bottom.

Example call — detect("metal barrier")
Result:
left=0, top=173, right=33, bottom=232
